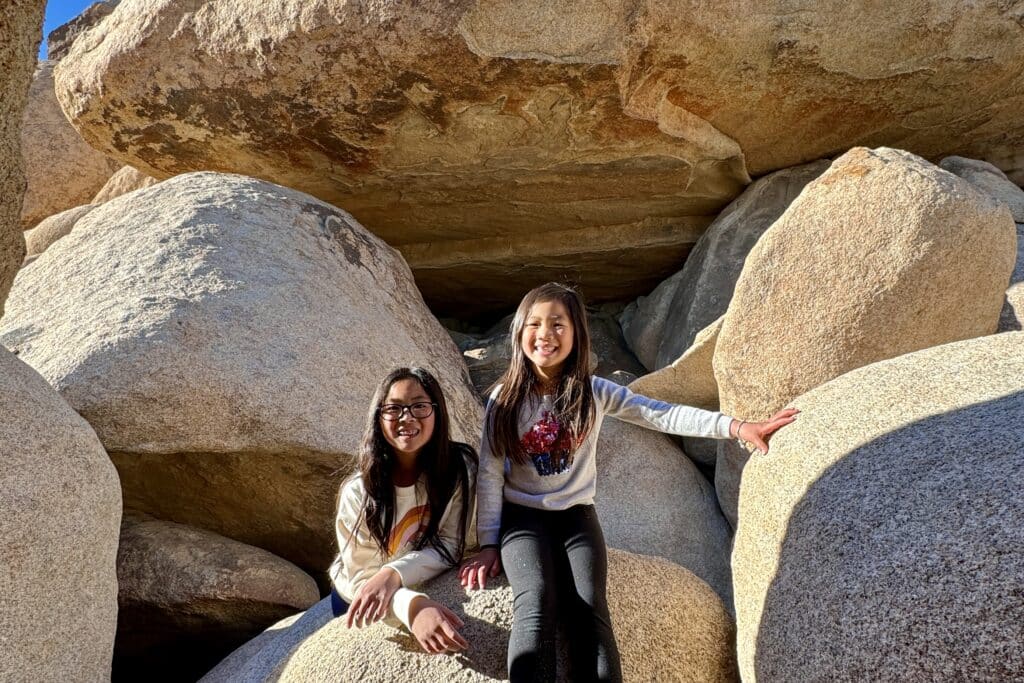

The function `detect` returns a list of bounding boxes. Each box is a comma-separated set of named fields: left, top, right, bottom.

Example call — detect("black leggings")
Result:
left=500, top=503, right=622, bottom=683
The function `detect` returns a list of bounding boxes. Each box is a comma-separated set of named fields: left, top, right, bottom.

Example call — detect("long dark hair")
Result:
left=354, top=367, right=476, bottom=564
left=487, top=282, right=596, bottom=465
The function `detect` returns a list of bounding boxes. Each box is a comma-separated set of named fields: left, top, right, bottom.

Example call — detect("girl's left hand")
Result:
left=734, top=408, right=800, bottom=454
left=347, top=567, right=403, bottom=628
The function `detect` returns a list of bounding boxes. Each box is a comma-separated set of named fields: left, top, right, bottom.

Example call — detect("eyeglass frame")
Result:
left=378, top=402, right=437, bottom=421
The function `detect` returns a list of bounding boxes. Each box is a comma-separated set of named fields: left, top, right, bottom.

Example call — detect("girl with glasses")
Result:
left=329, top=367, right=478, bottom=654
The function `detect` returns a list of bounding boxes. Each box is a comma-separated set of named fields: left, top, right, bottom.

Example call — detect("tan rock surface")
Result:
left=733, top=332, right=1024, bottom=682
left=619, top=2, right=1024, bottom=178
left=938, top=157, right=1024, bottom=333
left=53, top=0, right=750, bottom=314
left=628, top=316, right=723, bottom=468
left=0, top=0, right=46, bottom=315
left=92, top=164, right=158, bottom=204
left=640, top=161, right=830, bottom=370
left=202, top=549, right=738, bottom=683
left=597, top=417, right=732, bottom=603
left=115, top=513, right=319, bottom=682
left=23, top=202, right=95, bottom=256
left=940, top=156, right=1024, bottom=222
left=628, top=315, right=722, bottom=412
left=713, top=147, right=1016, bottom=525
left=1003, top=222, right=1024, bottom=332
left=0, top=345, right=121, bottom=680
left=0, top=171, right=482, bottom=575
left=19, top=60, right=119, bottom=230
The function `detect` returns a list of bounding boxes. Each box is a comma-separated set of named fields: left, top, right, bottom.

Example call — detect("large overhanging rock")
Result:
left=733, top=332, right=1024, bottom=681
left=201, top=549, right=739, bottom=682
left=0, top=346, right=122, bottom=681
left=52, top=0, right=749, bottom=315
left=0, top=0, right=46, bottom=316
left=618, top=1, right=1024, bottom=178
left=0, top=172, right=482, bottom=575
left=53, top=2, right=1024, bottom=313
left=19, top=60, right=120, bottom=230
left=713, top=147, right=1017, bottom=526
left=46, top=0, right=121, bottom=61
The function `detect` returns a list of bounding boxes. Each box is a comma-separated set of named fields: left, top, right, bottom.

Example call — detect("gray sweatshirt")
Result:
left=477, top=376, right=735, bottom=547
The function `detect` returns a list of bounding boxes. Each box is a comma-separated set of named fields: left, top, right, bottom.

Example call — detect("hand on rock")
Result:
left=459, top=546, right=501, bottom=590
left=409, top=597, right=469, bottom=654
left=734, top=408, right=799, bottom=454
left=347, top=566, right=402, bottom=628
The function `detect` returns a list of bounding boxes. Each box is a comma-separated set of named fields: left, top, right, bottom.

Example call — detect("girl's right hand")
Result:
left=409, top=597, right=469, bottom=654
left=459, top=546, right=501, bottom=590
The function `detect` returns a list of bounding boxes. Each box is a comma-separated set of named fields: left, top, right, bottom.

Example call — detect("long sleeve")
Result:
left=476, top=393, right=507, bottom=547
left=329, top=478, right=427, bottom=631
left=594, top=376, right=734, bottom=439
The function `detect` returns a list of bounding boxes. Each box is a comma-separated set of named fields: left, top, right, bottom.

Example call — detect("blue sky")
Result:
left=40, top=0, right=97, bottom=59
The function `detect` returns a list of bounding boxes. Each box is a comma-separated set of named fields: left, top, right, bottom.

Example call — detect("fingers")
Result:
left=346, top=596, right=361, bottom=628
left=440, top=620, right=469, bottom=651
left=440, top=604, right=465, bottom=629
left=490, top=556, right=501, bottom=576
left=476, top=563, right=488, bottom=590
left=348, top=595, right=389, bottom=628
left=374, top=596, right=389, bottom=622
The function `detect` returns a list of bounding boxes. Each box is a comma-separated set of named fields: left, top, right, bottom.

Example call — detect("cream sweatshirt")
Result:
left=328, top=469, right=471, bottom=630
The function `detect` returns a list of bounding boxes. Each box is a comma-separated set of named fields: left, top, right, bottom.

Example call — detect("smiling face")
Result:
left=379, top=378, right=436, bottom=460
left=520, top=299, right=575, bottom=383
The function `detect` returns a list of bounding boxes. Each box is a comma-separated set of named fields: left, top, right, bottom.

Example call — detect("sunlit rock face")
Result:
left=51, top=0, right=745, bottom=314
left=733, top=332, right=1024, bottom=682
left=53, top=1, right=1024, bottom=313
left=617, top=0, right=1024, bottom=178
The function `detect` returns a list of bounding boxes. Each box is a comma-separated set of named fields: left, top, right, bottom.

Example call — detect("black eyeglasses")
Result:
left=379, top=402, right=436, bottom=421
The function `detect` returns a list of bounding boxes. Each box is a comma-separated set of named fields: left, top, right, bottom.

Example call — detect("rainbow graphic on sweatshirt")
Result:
left=387, top=504, right=429, bottom=556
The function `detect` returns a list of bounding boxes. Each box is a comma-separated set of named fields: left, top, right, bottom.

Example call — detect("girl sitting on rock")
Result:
left=330, top=367, right=477, bottom=654
left=460, top=282, right=796, bottom=682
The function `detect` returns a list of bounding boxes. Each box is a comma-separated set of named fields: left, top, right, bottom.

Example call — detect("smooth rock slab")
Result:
left=1003, top=222, right=1024, bottom=332
left=619, top=2, right=1024, bottom=178
left=733, top=331, right=1024, bottom=682
left=938, top=156, right=1024, bottom=332
left=713, top=147, right=1016, bottom=526
left=23, top=202, right=95, bottom=256
left=0, top=171, right=482, bottom=575
left=19, top=60, right=119, bottom=230
left=0, top=0, right=46, bottom=314
left=91, top=164, right=158, bottom=204
left=202, top=549, right=738, bottom=683
left=115, top=514, right=319, bottom=682
left=0, top=345, right=121, bottom=681
left=940, top=155, right=1024, bottom=223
